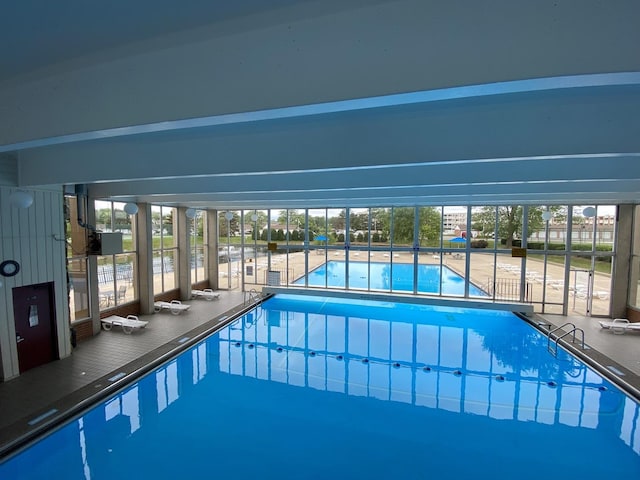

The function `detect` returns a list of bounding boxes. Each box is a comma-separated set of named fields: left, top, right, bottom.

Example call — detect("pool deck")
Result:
left=0, top=289, right=639, bottom=459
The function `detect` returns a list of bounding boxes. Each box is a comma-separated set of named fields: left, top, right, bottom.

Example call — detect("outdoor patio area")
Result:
left=235, top=249, right=612, bottom=316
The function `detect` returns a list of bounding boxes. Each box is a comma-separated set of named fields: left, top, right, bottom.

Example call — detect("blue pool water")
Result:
left=295, top=260, right=486, bottom=296
left=2, top=295, right=639, bottom=479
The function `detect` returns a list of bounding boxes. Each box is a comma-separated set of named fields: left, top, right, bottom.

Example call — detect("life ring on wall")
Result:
left=0, top=260, right=20, bottom=277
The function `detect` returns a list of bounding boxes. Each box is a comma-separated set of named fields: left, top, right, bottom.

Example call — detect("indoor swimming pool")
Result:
left=1, top=294, right=639, bottom=479
left=295, top=260, right=486, bottom=296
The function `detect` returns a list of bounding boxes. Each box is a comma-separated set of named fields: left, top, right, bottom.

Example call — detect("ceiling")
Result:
left=0, top=0, right=314, bottom=83
left=2, top=1, right=640, bottom=210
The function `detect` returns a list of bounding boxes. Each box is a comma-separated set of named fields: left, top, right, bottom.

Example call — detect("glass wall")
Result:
left=152, top=205, right=177, bottom=293
left=629, top=206, right=640, bottom=309
left=65, top=196, right=90, bottom=322
left=218, top=210, right=242, bottom=289
left=212, top=205, right=617, bottom=316
left=189, top=209, right=207, bottom=286
left=241, top=209, right=269, bottom=289
left=95, top=200, right=138, bottom=309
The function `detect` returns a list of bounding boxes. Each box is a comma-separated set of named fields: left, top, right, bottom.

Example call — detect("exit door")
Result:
left=570, top=269, right=594, bottom=316
left=13, top=282, right=58, bottom=373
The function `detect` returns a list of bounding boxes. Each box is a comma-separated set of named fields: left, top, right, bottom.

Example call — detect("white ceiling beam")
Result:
left=17, top=86, right=640, bottom=187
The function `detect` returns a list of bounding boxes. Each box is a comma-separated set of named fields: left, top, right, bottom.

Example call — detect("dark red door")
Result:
left=12, top=282, right=58, bottom=373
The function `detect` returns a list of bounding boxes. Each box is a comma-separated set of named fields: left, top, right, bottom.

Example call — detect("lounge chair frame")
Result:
left=598, top=318, right=640, bottom=335
left=101, top=315, right=148, bottom=334
left=191, top=289, right=220, bottom=301
left=154, top=300, right=191, bottom=315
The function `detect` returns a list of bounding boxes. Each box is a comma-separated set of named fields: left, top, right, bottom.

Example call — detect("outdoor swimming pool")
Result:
left=1, top=294, right=639, bottom=478
left=295, top=260, right=486, bottom=296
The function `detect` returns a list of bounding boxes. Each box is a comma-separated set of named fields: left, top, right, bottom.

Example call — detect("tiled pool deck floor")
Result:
left=0, top=291, right=639, bottom=457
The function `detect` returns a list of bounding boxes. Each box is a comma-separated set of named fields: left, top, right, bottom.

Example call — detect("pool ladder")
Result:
left=244, top=288, right=262, bottom=305
left=546, top=322, right=585, bottom=357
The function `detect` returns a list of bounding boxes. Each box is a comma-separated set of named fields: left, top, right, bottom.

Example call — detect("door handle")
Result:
left=16, top=335, right=25, bottom=343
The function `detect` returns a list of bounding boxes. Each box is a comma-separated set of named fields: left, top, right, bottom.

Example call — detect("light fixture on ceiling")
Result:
left=582, top=206, right=596, bottom=218
left=123, top=202, right=139, bottom=215
left=541, top=211, right=552, bottom=222
left=9, top=190, right=33, bottom=209
left=185, top=208, right=196, bottom=219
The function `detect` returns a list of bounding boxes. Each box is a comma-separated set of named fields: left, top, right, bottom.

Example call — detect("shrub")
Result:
left=470, top=239, right=488, bottom=249
left=500, top=239, right=522, bottom=247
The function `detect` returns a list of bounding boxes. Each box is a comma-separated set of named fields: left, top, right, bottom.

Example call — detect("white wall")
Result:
left=0, top=185, right=71, bottom=380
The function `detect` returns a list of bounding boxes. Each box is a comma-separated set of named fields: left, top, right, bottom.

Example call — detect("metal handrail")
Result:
left=547, top=322, right=575, bottom=352
left=244, top=288, right=261, bottom=305
left=547, top=322, right=585, bottom=357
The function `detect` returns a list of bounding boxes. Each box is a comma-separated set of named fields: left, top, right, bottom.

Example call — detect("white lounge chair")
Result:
left=191, top=288, right=220, bottom=301
left=598, top=318, right=640, bottom=335
left=101, top=315, right=148, bottom=334
left=154, top=300, right=191, bottom=315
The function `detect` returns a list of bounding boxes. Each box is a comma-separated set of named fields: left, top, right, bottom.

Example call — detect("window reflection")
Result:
left=156, top=360, right=179, bottom=412
left=217, top=301, right=636, bottom=437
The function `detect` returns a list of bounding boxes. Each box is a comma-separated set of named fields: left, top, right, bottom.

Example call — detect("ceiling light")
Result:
left=124, top=202, right=139, bottom=215
left=9, top=190, right=33, bottom=209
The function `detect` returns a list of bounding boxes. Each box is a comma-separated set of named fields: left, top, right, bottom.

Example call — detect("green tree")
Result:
left=218, top=212, right=240, bottom=237
left=96, top=208, right=112, bottom=229
left=471, top=221, right=484, bottom=232
left=472, top=205, right=559, bottom=248
left=244, top=211, right=268, bottom=239
left=473, top=206, right=519, bottom=247
left=418, top=207, right=441, bottom=246
left=151, top=211, right=162, bottom=234
left=113, top=208, right=132, bottom=232
left=392, top=207, right=415, bottom=245
left=349, top=211, right=369, bottom=231
left=277, top=209, right=304, bottom=230
left=371, top=208, right=390, bottom=237
left=162, top=210, right=174, bottom=236
left=330, top=209, right=347, bottom=232
left=308, top=214, right=327, bottom=237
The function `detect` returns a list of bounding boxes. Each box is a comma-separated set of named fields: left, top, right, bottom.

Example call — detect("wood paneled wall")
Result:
left=0, top=185, right=71, bottom=380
